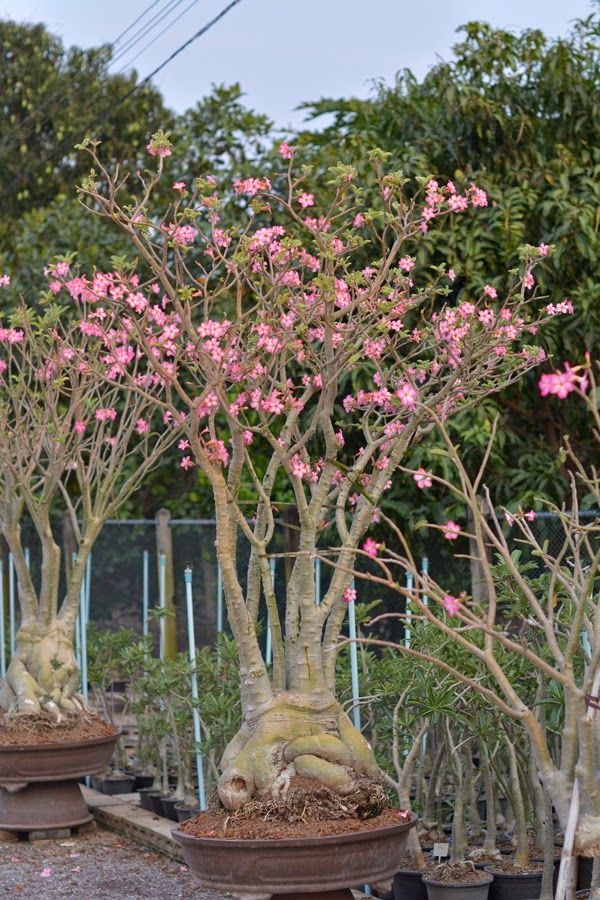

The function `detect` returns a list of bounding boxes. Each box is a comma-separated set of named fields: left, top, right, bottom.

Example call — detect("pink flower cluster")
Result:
left=233, top=177, right=271, bottom=196
left=538, top=362, right=588, bottom=399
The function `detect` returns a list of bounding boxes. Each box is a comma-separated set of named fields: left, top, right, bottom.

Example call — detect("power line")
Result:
left=112, top=0, right=166, bottom=47
left=110, top=0, right=190, bottom=67
left=114, top=0, right=205, bottom=74
left=0, top=0, right=175, bottom=152
left=123, top=0, right=243, bottom=100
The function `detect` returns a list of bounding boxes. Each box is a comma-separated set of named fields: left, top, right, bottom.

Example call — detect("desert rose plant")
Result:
left=0, top=297, right=175, bottom=718
left=353, top=360, right=599, bottom=867
left=70, top=132, right=555, bottom=810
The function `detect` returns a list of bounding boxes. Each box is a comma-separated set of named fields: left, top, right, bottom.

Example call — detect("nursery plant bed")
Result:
left=0, top=713, right=118, bottom=831
left=173, top=807, right=417, bottom=900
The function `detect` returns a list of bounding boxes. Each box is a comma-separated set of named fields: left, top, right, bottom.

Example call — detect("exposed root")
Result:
left=221, top=776, right=387, bottom=828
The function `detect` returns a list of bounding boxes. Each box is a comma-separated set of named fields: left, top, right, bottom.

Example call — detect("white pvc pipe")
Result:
left=183, top=566, right=207, bottom=811
left=85, top=553, right=92, bottom=621
left=0, top=560, right=5, bottom=677
left=158, top=552, right=166, bottom=659
left=72, top=552, right=81, bottom=668
left=142, top=550, right=150, bottom=638
left=8, top=552, right=15, bottom=658
left=24, top=547, right=30, bottom=570
left=348, top=579, right=361, bottom=732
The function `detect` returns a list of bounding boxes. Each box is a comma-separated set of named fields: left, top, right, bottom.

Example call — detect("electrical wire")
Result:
left=110, top=0, right=190, bottom=67
left=114, top=0, right=204, bottom=74
left=0, top=0, right=176, bottom=152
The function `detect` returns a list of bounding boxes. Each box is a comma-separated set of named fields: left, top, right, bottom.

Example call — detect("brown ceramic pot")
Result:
left=0, top=730, right=118, bottom=830
left=172, top=813, right=417, bottom=900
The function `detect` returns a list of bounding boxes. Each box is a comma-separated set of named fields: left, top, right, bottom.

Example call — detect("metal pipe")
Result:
left=314, top=557, right=322, bottom=605
left=404, top=571, right=414, bottom=649
left=421, top=556, right=429, bottom=607
left=348, top=579, right=361, bottom=732
left=158, top=552, right=166, bottom=659
left=0, top=561, right=5, bottom=677
left=8, top=552, right=15, bottom=658
left=142, top=550, right=150, bottom=638
left=265, top=558, right=274, bottom=666
left=183, top=566, right=207, bottom=811
left=216, top=563, right=223, bottom=634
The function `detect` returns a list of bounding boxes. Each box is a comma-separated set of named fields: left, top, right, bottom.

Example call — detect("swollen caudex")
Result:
left=217, top=694, right=380, bottom=811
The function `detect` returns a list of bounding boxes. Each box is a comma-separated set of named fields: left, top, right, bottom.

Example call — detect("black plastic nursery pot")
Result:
left=160, top=796, right=179, bottom=821
left=422, top=871, right=493, bottom=900
left=578, top=856, right=593, bottom=890
left=101, top=774, right=136, bottom=795
left=147, top=791, right=165, bottom=815
left=138, top=787, right=158, bottom=811
left=486, top=868, right=542, bottom=900
left=134, top=774, right=155, bottom=790
left=392, top=868, right=428, bottom=900
left=174, top=802, right=200, bottom=823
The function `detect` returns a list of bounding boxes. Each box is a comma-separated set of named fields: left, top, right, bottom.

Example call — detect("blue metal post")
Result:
left=216, top=563, right=224, bottom=634
left=184, top=567, right=207, bottom=811
left=348, top=580, right=361, bottom=732
left=404, top=571, right=414, bottom=649
left=159, top=552, right=166, bottom=659
left=421, top=556, right=429, bottom=607
left=79, top=575, right=88, bottom=704
left=0, top=560, right=5, bottom=677
left=85, top=554, right=92, bottom=621
left=142, top=550, right=150, bottom=638
left=265, top=558, right=274, bottom=666
left=8, top=552, right=15, bottom=658
left=314, top=557, right=322, bottom=605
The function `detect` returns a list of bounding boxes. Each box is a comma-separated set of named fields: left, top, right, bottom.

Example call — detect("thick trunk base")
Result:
left=0, top=621, right=82, bottom=717
left=218, top=692, right=379, bottom=811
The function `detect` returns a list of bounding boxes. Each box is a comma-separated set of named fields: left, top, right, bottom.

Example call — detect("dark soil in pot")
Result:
left=486, top=863, right=543, bottom=900
left=160, top=796, right=179, bottom=821
left=422, top=864, right=493, bottom=900
left=0, top=710, right=116, bottom=745
left=174, top=802, right=200, bottom=823
left=135, top=774, right=155, bottom=790
left=102, top=774, right=136, bottom=795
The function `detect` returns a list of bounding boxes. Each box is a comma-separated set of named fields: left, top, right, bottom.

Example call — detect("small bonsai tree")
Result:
left=72, top=134, right=555, bottom=810
left=0, top=299, right=175, bottom=718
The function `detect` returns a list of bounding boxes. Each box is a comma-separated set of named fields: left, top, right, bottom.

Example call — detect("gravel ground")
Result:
left=0, top=825, right=229, bottom=899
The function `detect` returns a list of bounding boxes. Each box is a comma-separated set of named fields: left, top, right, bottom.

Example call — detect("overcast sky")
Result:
left=1, top=0, right=594, bottom=128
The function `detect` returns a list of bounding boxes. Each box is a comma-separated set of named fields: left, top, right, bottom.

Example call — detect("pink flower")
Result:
left=95, top=407, right=117, bottom=422
left=441, top=594, right=461, bottom=616
left=243, top=430, right=254, bottom=445
left=353, top=213, right=365, bottom=228
left=413, top=468, right=432, bottom=489
left=180, top=456, right=194, bottom=470
left=525, top=510, right=537, bottom=522
left=297, top=192, right=315, bottom=209
left=538, top=363, right=587, bottom=399
left=448, top=269, right=456, bottom=282
left=470, top=185, right=488, bottom=207
left=538, top=243, right=550, bottom=256
left=442, top=521, right=461, bottom=541
left=278, top=142, right=295, bottom=159
left=178, top=439, right=190, bottom=450
left=483, top=284, right=497, bottom=299
left=523, top=272, right=535, bottom=290
left=504, top=511, right=515, bottom=526
left=147, top=133, right=172, bottom=157
left=398, top=257, right=415, bottom=273
left=396, top=382, right=418, bottom=408
left=363, top=538, right=378, bottom=558
left=0, top=274, right=10, bottom=287
left=342, top=586, right=357, bottom=604
left=171, top=224, right=197, bottom=245
left=74, top=420, right=86, bottom=435
left=136, top=418, right=150, bottom=434
left=173, top=181, right=186, bottom=192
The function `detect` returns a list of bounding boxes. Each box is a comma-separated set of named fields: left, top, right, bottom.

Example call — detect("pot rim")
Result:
left=422, top=871, right=494, bottom=887
left=173, top=810, right=417, bottom=850
left=484, top=866, right=543, bottom=877
left=0, top=728, right=120, bottom=754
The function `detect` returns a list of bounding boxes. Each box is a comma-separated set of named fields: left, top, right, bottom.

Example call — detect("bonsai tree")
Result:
left=353, top=359, right=600, bottom=869
left=72, top=134, right=554, bottom=810
left=0, top=296, right=175, bottom=718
